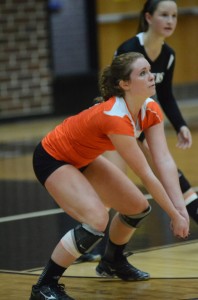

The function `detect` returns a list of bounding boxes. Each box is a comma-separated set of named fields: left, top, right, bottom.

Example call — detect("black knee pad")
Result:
left=186, top=198, right=198, bottom=224
left=74, top=224, right=104, bottom=254
left=119, top=205, right=152, bottom=228
left=178, top=169, right=191, bottom=193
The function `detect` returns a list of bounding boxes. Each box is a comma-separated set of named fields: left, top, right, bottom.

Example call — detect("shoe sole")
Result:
left=96, top=269, right=150, bottom=281
left=96, top=270, right=116, bottom=278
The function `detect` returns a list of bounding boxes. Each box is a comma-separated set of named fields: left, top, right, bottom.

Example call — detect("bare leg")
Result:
left=51, top=242, right=77, bottom=267
left=108, top=212, right=136, bottom=245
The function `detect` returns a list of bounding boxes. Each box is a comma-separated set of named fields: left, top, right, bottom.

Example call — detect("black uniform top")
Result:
left=115, top=32, right=187, bottom=133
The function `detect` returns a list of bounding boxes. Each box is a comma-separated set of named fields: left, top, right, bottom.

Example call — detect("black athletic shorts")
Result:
left=33, top=142, right=88, bottom=186
left=137, top=132, right=145, bottom=142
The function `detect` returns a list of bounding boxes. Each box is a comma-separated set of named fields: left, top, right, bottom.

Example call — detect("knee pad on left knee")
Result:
left=61, top=224, right=104, bottom=257
left=119, top=205, right=152, bottom=228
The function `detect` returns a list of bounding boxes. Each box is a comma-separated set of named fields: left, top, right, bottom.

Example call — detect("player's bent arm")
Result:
left=108, top=133, right=189, bottom=238
left=109, top=134, right=179, bottom=218
left=144, top=122, right=189, bottom=223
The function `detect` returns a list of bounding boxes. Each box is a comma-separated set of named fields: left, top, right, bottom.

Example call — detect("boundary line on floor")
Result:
left=1, top=187, right=198, bottom=223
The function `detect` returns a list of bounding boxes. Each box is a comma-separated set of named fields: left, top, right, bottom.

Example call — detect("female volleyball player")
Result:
left=30, top=52, right=189, bottom=300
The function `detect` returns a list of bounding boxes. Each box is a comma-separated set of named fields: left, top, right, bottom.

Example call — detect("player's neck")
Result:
left=143, top=31, right=164, bottom=61
left=124, top=96, right=144, bottom=122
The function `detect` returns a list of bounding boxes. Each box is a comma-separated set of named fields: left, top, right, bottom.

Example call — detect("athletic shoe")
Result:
left=73, top=253, right=102, bottom=264
left=96, top=258, right=150, bottom=281
left=29, top=283, right=75, bottom=300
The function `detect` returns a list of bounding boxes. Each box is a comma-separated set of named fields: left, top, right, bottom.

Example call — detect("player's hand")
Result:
left=170, top=213, right=190, bottom=239
left=176, top=126, right=192, bottom=149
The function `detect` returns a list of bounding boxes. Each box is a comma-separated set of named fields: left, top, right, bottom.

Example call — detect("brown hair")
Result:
left=96, top=52, right=144, bottom=102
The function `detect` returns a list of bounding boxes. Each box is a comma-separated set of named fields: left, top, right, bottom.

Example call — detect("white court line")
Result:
left=0, top=208, right=63, bottom=223
left=0, top=187, right=198, bottom=224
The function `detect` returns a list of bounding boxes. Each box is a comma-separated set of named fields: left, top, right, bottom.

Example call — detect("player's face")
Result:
left=147, top=1, right=178, bottom=38
left=127, top=57, right=156, bottom=98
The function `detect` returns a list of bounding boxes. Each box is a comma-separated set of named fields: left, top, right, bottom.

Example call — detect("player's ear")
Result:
left=119, top=79, right=130, bottom=91
left=145, top=12, right=152, bottom=25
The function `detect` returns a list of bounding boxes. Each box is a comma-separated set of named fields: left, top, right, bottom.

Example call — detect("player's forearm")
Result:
left=153, top=156, right=186, bottom=211
left=140, top=171, right=181, bottom=220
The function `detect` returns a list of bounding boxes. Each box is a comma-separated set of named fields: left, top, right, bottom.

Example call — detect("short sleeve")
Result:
left=142, top=101, right=164, bottom=130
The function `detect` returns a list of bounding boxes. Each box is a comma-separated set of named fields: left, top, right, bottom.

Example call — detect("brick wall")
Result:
left=0, top=0, right=53, bottom=120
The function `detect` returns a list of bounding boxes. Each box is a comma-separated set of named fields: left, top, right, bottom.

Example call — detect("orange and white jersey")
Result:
left=42, top=96, right=163, bottom=168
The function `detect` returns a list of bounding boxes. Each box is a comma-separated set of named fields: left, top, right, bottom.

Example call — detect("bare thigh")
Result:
left=44, top=164, right=109, bottom=232
left=83, top=155, right=149, bottom=215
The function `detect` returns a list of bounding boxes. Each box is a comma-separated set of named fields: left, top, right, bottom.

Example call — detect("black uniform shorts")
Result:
left=138, top=132, right=145, bottom=143
left=33, top=142, right=88, bottom=186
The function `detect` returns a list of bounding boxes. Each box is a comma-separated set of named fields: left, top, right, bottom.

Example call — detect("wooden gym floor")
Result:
left=0, top=104, right=198, bottom=299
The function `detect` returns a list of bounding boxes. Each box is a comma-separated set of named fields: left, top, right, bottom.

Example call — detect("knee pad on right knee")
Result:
left=61, top=224, right=104, bottom=257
